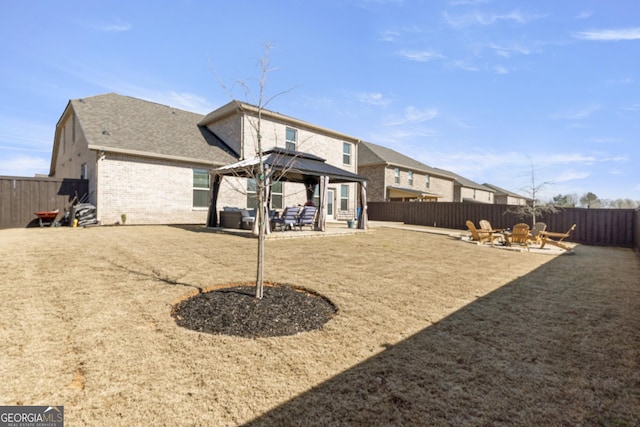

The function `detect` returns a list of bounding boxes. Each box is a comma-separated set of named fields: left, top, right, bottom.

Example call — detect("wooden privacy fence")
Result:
left=0, top=176, right=88, bottom=229
left=368, top=202, right=638, bottom=249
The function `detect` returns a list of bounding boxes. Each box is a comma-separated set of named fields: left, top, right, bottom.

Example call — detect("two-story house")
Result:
left=483, top=183, right=531, bottom=206
left=357, top=141, right=456, bottom=202
left=49, top=93, right=363, bottom=225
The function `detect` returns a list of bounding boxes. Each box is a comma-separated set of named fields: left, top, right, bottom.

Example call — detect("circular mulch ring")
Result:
left=172, top=283, right=337, bottom=338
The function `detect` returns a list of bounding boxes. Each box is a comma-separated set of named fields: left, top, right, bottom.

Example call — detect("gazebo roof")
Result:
left=214, top=147, right=367, bottom=183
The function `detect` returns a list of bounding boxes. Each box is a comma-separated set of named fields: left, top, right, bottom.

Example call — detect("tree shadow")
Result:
left=244, top=248, right=640, bottom=426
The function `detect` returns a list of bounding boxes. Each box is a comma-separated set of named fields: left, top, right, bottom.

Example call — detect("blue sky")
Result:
left=1, top=0, right=639, bottom=202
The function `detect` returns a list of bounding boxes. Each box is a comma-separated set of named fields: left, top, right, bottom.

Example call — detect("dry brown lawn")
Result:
left=1, top=224, right=639, bottom=426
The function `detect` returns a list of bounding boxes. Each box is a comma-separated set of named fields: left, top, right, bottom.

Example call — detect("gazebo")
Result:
left=206, top=147, right=369, bottom=232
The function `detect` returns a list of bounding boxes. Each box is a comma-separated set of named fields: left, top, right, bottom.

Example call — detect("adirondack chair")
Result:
left=539, top=224, right=576, bottom=251
left=529, top=222, right=547, bottom=245
left=271, top=206, right=300, bottom=231
left=295, top=205, right=317, bottom=231
left=506, top=223, right=530, bottom=251
left=479, top=219, right=506, bottom=244
left=466, top=220, right=497, bottom=246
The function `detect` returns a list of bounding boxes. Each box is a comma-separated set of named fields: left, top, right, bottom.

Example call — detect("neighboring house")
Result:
left=357, top=141, right=455, bottom=202
left=483, top=183, right=531, bottom=206
left=430, top=168, right=495, bottom=204
left=49, top=93, right=362, bottom=225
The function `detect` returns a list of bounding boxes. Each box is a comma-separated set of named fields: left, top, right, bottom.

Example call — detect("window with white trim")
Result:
left=271, top=181, right=283, bottom=209
left=286, top=127, right=297, bottom=151
left=343, top=142, right=352, bottom=165
left=340, top=184, right=349, bottom=211
left=394, top=168, right=400, bottom=184
left=408, top=171, right=413, bottom=186
left=192, top=169, right=210, bottom=208
left=80, top=163, right=87, bottom=180
left=425, top=174, right=430, bottom=188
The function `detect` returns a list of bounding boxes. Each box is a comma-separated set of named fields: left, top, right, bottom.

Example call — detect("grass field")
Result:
left=1, top=225, right=639, bottom=426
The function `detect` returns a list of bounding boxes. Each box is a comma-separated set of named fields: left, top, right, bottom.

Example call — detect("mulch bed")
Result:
left=172, top=284, right=337, bottom=338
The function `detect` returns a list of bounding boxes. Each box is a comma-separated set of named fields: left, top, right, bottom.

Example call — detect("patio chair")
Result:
left=505, top=223, right=530, bottom=251
left=466, top=220, right=498, bottom=246
left=539, top=224, right=576, bottom=251
left=529, top=222, right=547, bottom=245
left=295, top=205, right=317, bottom=231
left=479, top=219, right=506, bottom=244
left=272, top=206, right=300, bottom=231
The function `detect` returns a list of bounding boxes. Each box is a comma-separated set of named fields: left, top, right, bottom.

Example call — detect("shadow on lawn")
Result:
left=244, top=247, right=640, bottom=426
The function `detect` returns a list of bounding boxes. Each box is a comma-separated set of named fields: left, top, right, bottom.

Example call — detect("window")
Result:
left=247, top=178, right=258, bottom=209
left=340, top=184, right=349, bottom=211
left=248, top=179, right=284, bottom=209
left=80, top=163, right=87, bottom=180
left=193, top=169, right=210, bottom=208
left=394, top=168, right=400, bottom=184
left=343, top=142, right=352, bottom=165
left=408, top=171, right=413, bottom=186
left=425, top=175, right=430, bottom=188
left=313, top=185, right=320, bottom=207
left=271, top=181, right=283, bottom=209
left=286, top=127, right=297, bottom=151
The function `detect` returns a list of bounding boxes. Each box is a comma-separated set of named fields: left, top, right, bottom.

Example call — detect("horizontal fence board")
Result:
left=368, top=202, right=637, bottom=249
left=0, top=176, right=89, bottom=229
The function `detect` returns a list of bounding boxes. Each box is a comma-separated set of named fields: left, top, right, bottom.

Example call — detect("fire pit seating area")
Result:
left=219, top=207, right=256, bottom=230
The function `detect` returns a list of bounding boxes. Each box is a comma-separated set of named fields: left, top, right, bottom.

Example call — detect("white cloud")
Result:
left=448, top=0, right=490, bottom=5
left=356, top=92, right=391, bottom=107
left=550, top=104, right=600, bottom=120
left=493, top=64, right=510, bottom=74
left=443, top=10, right=543, bottom=28
left=573, top=28, right=640, bottom=41
left=0, top=154, right=50, bottom=177
left=450, top=60, right=480, bottom=71
left=554, top=169, right=590, bottom=183
left=397, top=49, right=444, bottom=62
left=489, top=42, right=532, bottom=58
left=384, top=106, right=438, bottom=126
left=576, top=11, right=593, bottom=20
left=379, top=30, right=401, bottom=42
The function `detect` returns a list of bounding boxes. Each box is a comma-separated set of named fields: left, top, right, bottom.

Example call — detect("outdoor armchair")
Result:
left=539, top=224, right=576, bottom=251
left=272, top=206, right=300, bottom=231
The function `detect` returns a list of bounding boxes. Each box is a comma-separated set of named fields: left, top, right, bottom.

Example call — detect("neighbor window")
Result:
left=340, top=184, right=349, bottom=211
left=343, top=142, right=352, bottom=165
left=286, top=127, right=297, bottom=151
left=394, top=168, right=400, bottom=184
left=425, top=174, right=430, bottom=188
left=408, top=171, right=413, bottom=186
left=193, top=169, right=210, bottom=208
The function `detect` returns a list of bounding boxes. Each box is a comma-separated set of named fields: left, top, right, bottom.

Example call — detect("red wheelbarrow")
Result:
left=34, top=209, right=59, bottom=227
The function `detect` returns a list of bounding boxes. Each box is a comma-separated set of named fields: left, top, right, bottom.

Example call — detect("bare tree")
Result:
left=212, top=44, right=296, bottom=299
left=508, top=159, right=557, bottom=225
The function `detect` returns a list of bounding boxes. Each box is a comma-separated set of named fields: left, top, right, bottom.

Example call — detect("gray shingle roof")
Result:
left=483, top=183, right=531, bottom=200
left=358, top=141, right=454, bottom=179
left=71, top=93, right=238, bottom=164
left=430, top=167, right=494, bottom=192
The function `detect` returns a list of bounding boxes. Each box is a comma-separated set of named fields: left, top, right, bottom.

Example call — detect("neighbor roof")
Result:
left=51, top=93, right=238, bottom=175
left=430, top=167, right=494, bottom=192
left=483, top=183, right=532, bottom=200
left=358, top=141, right=454, bottom=179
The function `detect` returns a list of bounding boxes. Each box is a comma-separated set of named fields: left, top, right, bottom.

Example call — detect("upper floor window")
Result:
left=343, top=142, right=352, bottom=165
left=425, top=175, right=430, bottom=188
left=193, top=169, right=210, bottom=208
left=394, top=168, right=400, bottom=184
left=408, top=171, right=413, bottom=186
left=286, top=127, right=297, bottom=151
